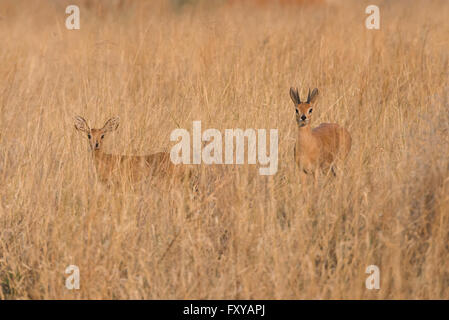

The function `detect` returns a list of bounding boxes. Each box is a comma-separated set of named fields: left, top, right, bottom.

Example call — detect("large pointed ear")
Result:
left=74, top=116, right=90, bottom=133
left=308, top=88, right=319, bottom=104
left=102, top=116, right=120, bottom=133
left=289, top=87, right=300, bottom=104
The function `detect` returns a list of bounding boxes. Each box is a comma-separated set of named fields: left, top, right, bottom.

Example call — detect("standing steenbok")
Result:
left=289, top=87, right=351, bottom=182
left=74, top=116, right=181, bottom=185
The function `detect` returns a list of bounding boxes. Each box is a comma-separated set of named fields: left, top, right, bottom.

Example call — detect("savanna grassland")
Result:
left=0, top=0, right=448, bottom=299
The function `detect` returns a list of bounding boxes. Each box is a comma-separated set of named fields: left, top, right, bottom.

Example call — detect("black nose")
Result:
left=301, top=115, right=307, bottom=121
left=95, top=143, right=99, bottom=148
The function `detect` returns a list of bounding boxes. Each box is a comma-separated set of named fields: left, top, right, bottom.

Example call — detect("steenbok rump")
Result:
left=289, top=88, right=351, bottom=182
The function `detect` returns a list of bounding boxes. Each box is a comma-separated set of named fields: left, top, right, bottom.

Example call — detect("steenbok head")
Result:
left=74, top=116, right=120, bottom=151
left=289, top=88, right=319, bottom=127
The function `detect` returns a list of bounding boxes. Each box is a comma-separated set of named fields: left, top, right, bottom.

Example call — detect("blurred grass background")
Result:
left=0, top=0, right=448, bottom=299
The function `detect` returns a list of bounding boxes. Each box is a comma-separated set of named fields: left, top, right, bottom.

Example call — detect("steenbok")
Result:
left=289, top=87, right=352, bottom=182
left=74, top=116, right=183, bottom=186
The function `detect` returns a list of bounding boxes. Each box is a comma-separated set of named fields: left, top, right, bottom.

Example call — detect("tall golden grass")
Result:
left=0, top=0, right=448, bottom=299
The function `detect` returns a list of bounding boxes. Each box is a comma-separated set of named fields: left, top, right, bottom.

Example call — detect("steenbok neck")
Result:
left=298, top=124, right=312, bottom=134
left=93, top=149, right=106, bottom=157
left=297, top=125, right=314, bottom=148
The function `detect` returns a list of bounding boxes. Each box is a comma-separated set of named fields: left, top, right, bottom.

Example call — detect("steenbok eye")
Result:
left=88, top=134, right=91, bottom=139
left=101, top=135, right=105, bottom=139
left=308, top=108, right=313, bottom=114
left=295, top=109, right=299, bottom=114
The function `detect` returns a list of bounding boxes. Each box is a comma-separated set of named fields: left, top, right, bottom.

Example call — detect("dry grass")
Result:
left=0, top=0, right=448, bottom=299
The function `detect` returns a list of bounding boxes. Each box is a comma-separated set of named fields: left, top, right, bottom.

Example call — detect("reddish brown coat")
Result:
left=75, top=116, right=185, bottom=186
left=290, top=88, right=351, bottom=176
